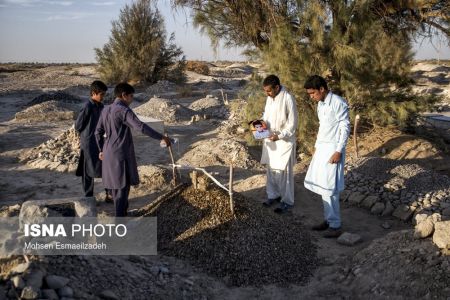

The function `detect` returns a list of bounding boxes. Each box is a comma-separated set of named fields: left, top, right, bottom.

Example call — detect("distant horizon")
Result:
left=0, top=0, right=449, bottom=63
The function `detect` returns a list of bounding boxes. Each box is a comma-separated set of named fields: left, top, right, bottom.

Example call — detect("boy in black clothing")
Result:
left=75, top=80, right=112, bottom=202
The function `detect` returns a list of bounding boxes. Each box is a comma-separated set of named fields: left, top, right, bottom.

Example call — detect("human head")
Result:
left=90, top=80, right=107, bottom=103
left=253, top=120, right=265, bottom=132
left=263, top=75, right=281, bottom=98
left=304, top=75, right=329, bottom=102
left=114, top=82, right=135, bottom=106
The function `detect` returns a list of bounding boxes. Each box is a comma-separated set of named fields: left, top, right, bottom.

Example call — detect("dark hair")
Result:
left=90, top=80, right=107, bottom=95
left=114, top=82, right=135, bottom=98
left=303, top=75, right=328, bottom=90
left=263, top=75, right=280, bottom=88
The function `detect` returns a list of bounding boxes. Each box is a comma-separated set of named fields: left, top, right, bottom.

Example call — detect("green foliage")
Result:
left=96, top=0, right=185, bottom=84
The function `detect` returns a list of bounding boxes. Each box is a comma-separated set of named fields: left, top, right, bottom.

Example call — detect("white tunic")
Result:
left=304, top=92, right=350, bottom=196
left=260, top=87, right=298, bottom=170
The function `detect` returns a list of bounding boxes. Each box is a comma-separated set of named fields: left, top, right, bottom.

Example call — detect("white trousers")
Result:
left=266, top=154, right=295, bottom=205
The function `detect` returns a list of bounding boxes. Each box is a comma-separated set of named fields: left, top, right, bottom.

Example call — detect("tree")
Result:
left=174, top=0, right=445, bottom=153
left=96, top=0, right=185, bottom=84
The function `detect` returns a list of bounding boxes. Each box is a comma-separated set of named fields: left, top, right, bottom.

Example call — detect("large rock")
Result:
left=370, top=202, right=385, bottom=215
left=414, top=217, right=435, bottom=239
left=45, top=275, right=70, bottom=289
left=381, top=201, right=395, bottom=216
left=20, top=286, right=40, bottom=300
left=392, top=204, right=415, bottom=221
left=19, top=197, right=96, bottom=228
left=433, top=221, right=450, bottom=249
left=362, top=196, right=378, bottom=209
left=41, top=289, right=59, bottom=300
left=348, top=192, right=366, bottom=205
left=337, top=232, right=362, bottom=246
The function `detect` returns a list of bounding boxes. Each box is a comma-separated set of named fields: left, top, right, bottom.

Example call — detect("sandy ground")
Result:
left=0, top=62, right=449, bottom=299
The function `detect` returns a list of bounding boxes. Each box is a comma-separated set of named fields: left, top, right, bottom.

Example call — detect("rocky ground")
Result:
left=0, top=61, right=449, bottom=299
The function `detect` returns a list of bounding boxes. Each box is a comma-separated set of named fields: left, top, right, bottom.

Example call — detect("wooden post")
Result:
left=192, top=170, right=198, bottom=189
left=353, top=114, right=360, bottom=158
left=229, top=164, right=235, bottom=218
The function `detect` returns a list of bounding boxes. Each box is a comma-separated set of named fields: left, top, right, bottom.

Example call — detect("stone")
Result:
left=362, top=196, right=378, bottom=209
left=433, top=221, right=450, bottom=249
left=442, top=207, right=450, bottom=217
left=337, top=232, right=362, bottom=246
left=20, top=286, right=40, bottom=299
left=414, top=217, right=435, bottom=239
left=370, top=202, right=385, bottom=215
left=19, top=197, right=96, bottom=229
left=99, top=289, right=120, bottom=300
left=41, top=289, right=59, bottom=300
left=58, top=286, right=73, bottom=298
left=414, top=212, right=431, bottom=225
left=392, top=204, right=415, bottom=221
left=45, top=275, right=70, bottom=289
left=381, top=201, right=395, bottom=216
left=11, top=262, right=31, bottom=274
left=340, top=190, right=351, bottom=202
left=24, top=269, right=45, bottom=290
left=150, top=266, right=160, bottom=276
left=381, top=221, right=391, bottom=229
left=159, top=266, right=170, bottom=274
left=11, top=275, right=25, bottom=289
left=348, top=192, right=366, bottom=205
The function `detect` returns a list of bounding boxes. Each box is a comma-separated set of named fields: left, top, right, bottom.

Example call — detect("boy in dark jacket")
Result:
left=75, top=80, right=112, bottom=202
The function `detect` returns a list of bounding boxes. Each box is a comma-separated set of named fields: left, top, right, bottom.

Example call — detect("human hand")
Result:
left=161, top=136, right=171, bottom=147
left=269, top=133, right=279, bottom=141
left=99, top=152, right=104, bottom=161
left=328, top=151, right=341, bottom=164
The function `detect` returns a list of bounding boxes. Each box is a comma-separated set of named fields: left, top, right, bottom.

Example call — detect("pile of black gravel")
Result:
left=139, top=186, right=318, bottom=286
left=26, top=91, right=82, bottom=107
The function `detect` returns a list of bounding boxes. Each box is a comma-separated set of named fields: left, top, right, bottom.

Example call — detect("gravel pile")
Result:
left=177, top=137, right=259, bottom=169
left=15, top=101, right=79, bottom=123
left=134, top=97, right=196, bottom=123
left=1, top=256, right=210, bottom=300
left=145, top=80, right=177, bottom=97
left=344, top=156, right=450, bottom=221
left=339, top=230, right=450, bottom=298
left=138, top=185, right=318, bottom=286
left=20, top=127, right=80, bottom=173
left=26, top=91, right=82, bottom=107
left=188, top=95, right=228, bottom=119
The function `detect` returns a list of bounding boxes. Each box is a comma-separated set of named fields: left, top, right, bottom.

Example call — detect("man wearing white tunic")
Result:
left=260, top=75, right=298, bottom=214
left=303, top=75, right=350, bottom=238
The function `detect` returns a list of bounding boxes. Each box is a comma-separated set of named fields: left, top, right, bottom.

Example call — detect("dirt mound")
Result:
left=188, top=95, right=228, bottom=119
left=26, top=91, right=82, bottom=107
left=20, top=126, right=80, bottom=173
left=15, top=101, right=79, bottom=123
left=134, top=97, right=196, bottom=123
left=177, top=138, right=259, bottom=169
left=138, top=185, right=318, bottom=286
left=340, top=230, right=450, bottom=298
left=145, top=80, right=177, bottom=97
left=132, top=165, right=171, bottom=195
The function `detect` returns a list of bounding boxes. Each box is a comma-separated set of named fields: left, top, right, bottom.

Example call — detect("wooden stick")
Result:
left=192, top=170, right=198, bottom=189
left=229, top=164, right=235, bottom=218
left=353, top=114, right=360, bottom=158
left=165, top=133, right=177, bottom=186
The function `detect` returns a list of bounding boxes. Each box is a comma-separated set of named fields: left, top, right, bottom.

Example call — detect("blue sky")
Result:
left=0, top=0, right=449, bottom=63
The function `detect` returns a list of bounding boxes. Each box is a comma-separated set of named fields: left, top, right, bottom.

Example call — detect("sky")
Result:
left=0, top=0, right=449, bottom=63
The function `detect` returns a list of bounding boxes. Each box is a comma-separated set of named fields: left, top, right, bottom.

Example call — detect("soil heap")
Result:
left=138, top=185, right=318, bottom=286
left=134, top=97, right=196, bottom=123
left=15, top=101, right=79, bottom=123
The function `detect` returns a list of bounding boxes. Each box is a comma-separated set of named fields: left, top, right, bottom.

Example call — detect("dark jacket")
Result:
left=75, top=99, right=104, bottom=177
left=95, top=99, right=163, bottom=189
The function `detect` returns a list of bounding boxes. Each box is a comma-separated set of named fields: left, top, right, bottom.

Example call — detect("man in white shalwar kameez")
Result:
left=303, top=75, right=350, bottom=238
left=260, top=75, right=298, bottom=214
